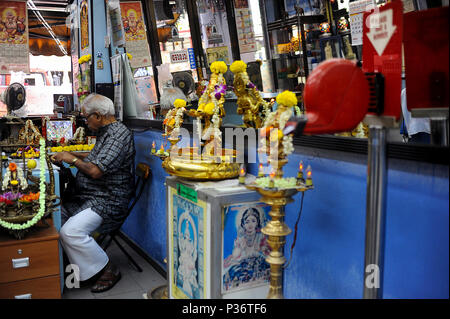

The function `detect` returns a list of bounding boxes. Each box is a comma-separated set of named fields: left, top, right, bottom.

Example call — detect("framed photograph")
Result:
left=46, top=119, right=74, bottom=142
left=221, top=202, right=271, bottom=295
left=168, top=186, right=207, bottom=299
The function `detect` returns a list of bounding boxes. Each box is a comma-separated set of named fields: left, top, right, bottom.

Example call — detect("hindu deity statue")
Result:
left=230, top=60, right=272, bottom=128
left=188, top=61, right=227, bottom=155
left=162, top=99, right=187, bottom=139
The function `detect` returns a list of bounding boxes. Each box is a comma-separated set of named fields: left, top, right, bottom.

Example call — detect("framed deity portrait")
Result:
left=221, top=202, right=271, bottom=294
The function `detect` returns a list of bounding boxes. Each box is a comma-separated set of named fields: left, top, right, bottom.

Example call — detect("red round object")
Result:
left=303, top=59, right=369, bottom=134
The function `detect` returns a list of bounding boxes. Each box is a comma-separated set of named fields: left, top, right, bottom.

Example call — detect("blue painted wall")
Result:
left=92, top=0, right=112, bottom=84
left=122, top=129, right=169, bottom=269
left=121, top=130, right=449, bottom=299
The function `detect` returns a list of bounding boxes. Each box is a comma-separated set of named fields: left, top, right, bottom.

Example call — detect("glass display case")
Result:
left=266, top=13, right=326, bottom=92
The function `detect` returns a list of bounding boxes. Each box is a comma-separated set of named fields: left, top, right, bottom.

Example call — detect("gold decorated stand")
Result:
left=245, top=90, right=313, bottom=299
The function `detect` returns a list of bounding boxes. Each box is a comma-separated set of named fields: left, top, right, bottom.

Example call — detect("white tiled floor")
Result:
left=62, top=237, right=167, bottom=299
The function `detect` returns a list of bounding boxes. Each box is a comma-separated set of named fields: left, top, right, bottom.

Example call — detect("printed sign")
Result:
left=188, top=48, right=196, bottom=69
left=277, top=43, right=292, bottom=54
left=206, top=46, right=230, bottom=67
left=234, top=0, right=257, bottom=54
left=177, top=183, right=197, bottom=203
left=170, top=50, right=189, bottom=64
left=363, top=0, right=403, bottom=120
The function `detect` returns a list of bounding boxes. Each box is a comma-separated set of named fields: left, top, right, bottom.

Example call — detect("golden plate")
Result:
left=160, top=147, right=241, bottom=180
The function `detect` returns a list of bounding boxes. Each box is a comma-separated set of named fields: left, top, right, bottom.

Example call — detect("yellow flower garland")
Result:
left=210, top=61, right=228, bottom=74
left=174, top=99, right=186, bottom=108
left=230, top=60, right=247, bottom=74
left=0, top=138, right=47, bottom=231
left=276, top=90, right=298, bottom=108
left=78, top=54, right=92, bottom=64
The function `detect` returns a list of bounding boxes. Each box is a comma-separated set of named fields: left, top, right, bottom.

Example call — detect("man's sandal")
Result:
left=90, top=262, right=122, bottom=293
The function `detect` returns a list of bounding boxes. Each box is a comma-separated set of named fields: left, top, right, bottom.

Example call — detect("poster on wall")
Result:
left=135, top=75, right=157, bottom=114
left=80, top=0, right=90, bottom=56
left=107, top=0, right=125, bottom=47
left=206, top=46, right=230, bottom=67
left=169, top=186, right=206, bottom=299
left=284, top=0, right=321, bottom=16
left=110, top=54, right=123, bottom=121
left=69, top=2, right=80, bottom=109
left=233, top=0, right=256, bottom=54
left=120, top=1, right=152, bottom=68
left=222, top=202, right=271, bottom=294
left=0, top=1, right=29, bottom=74
left=197, top=0, right=232, bottom=66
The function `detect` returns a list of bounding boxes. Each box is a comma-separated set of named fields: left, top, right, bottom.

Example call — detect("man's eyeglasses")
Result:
left=83, top=112, right=97, bottom=122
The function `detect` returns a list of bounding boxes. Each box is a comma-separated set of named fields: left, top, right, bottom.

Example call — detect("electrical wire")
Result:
left=283, top=191, right=305, bottom=269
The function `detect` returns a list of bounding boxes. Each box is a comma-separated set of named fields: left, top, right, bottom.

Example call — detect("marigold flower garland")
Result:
left=0, top=138, right=47, bottom=231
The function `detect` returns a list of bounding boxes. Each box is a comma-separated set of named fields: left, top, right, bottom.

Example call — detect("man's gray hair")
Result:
left=81, top=93, right=115, bottom=116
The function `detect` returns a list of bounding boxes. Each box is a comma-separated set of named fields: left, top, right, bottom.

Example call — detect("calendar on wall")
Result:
left=349, top=0, right=375, bottom=46
left=0, top=1, right=29, bottom=74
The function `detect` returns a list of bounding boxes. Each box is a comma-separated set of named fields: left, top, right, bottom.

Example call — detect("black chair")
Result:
left=96, top=163, right=151, bottom=272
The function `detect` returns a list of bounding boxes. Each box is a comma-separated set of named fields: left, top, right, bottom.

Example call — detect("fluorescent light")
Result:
left=27, top=0, right=68, bottom=55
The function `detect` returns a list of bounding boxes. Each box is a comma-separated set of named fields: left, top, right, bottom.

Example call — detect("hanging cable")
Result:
left=283, top=191, right=305, bottom=269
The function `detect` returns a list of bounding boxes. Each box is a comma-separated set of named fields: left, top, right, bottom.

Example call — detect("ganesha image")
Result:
left=0, top=8, right=26, bottom=44
left=122, top=8, right=145, bottom=40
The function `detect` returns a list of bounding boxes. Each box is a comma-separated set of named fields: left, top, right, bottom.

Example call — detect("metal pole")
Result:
left=430, top=118, right=449, bottom=146
left=363, top=126, right=387, bottom=299
left=259, top=0, right=276, bottom=92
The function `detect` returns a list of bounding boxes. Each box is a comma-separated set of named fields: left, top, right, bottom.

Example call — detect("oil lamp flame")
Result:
left=306, top=165, right=312, bottom=178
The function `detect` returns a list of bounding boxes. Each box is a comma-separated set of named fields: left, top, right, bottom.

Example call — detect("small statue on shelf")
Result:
left=189, top=61, right=227, bottom=155
left=18, top=119, right=42, bottom=145
left=71, top=126, right=86, bottom=144
left=162, top=99, right=187, bottom=140
left=230, top=60, right=273, bottom=129
left=2, top=162, right=28, bottom=191
left=337, top=17, right=356, bottom=60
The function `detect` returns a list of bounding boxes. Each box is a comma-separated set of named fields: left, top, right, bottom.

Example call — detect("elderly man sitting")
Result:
left=51, top=93, right=135, bottom=293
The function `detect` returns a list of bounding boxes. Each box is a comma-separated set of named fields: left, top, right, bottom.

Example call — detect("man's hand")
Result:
left=50, top=151, right=75, bottom=164
left=51, top=151, right=103, bottom=179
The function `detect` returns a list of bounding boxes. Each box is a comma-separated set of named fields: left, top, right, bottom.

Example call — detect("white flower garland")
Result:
left=282, top=135, right=294, bottom=155
left=0, top=138, right=47, bottom=231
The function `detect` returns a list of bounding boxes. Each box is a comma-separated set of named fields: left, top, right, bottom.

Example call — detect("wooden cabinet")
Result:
left=0, top=223, right=61, bottom=299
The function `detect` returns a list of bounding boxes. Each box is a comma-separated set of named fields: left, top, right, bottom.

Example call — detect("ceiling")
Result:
left=27, top=0, right=73, bottom=56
